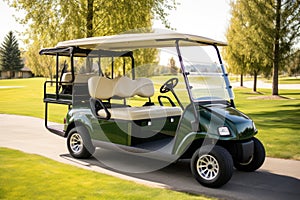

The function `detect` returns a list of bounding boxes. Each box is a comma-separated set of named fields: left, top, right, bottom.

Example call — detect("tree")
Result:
left=224, top=0, right=300, bottom=95
left=223, top=0, right=266, bottom=92
left=223, top=0, right=249, bottom=87
left=6, top=0, right=176, bottom=77
left=243, top=0, right=300, bottom=95
left=24, top=37, right=55, bottom=80
left=0, top=31, right=24, bottom=76
left=271, top=0, right=300, bottom=95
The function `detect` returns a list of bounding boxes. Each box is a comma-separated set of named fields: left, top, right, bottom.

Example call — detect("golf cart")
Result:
left=40, top=31, right=265, bottom=188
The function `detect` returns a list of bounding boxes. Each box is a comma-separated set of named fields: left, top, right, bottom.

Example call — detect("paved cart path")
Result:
left=0, top=114, right=299, bottom=200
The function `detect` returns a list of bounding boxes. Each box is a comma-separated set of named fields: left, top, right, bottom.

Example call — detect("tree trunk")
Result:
left=86, top=0, right=94, bottom=37
left=240, top=73, right=243, bottom=87
left=253, top=70, right=257, bottom=92
left=272, top=0, right=281, bottom=96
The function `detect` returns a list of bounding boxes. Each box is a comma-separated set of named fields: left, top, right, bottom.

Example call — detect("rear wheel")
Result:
left=234, top=137, right=265, bottom=172
left=67, top=126, right=95, bottom=159
left=191, top=145, right=233, bottom=188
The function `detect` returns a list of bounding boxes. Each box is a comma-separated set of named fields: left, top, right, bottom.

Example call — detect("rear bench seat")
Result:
left=88, top=76, right=182, bottom=120
left=98, top=106, right=182, bottom=120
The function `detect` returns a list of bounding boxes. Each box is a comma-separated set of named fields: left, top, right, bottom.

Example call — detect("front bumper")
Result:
left=235, top=140, right=254, bottom=163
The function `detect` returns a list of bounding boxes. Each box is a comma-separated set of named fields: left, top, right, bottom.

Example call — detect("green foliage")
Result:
left=0, top=31, right=24, bottom=72
left=0, top=148, right=211, bottom=200
left=286, top=49, right=300, bottom=77
left=222, top=1, right=247, bottom=75
left=223, top=0, right=300, bottom=94
left=25, top=38, right=56, bottom=78
left=223, top=0, right=273, bottom=91
left=6, top=0, right=177, bottom=77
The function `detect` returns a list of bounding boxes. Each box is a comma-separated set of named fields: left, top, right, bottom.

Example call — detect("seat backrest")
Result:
left=113, top=76, right=135, bottom=98
left=88, top=76, right=154, bottom=100
left=88, top=76, right=116, bottom=100
left=61, top=72, right=73, bottom=83
left=113, top=76, right=154, bottom=98
left=134, top=78, right=154, bottom=97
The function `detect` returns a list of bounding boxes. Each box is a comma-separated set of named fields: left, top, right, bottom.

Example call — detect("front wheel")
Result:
left=191, top=145, right=233, bottom=188
left=234, top=137, right=265, bottom=172
left=67, top=126, right=95, bottom=159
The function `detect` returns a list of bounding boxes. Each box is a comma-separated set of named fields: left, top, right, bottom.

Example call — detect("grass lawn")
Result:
left=0, top=78, right=67, bottom=123
left=233, top=88, right=300, bottom=160
left=0, top=147, right=211, bottom=200
left=0, top=77, right=299, bottom=160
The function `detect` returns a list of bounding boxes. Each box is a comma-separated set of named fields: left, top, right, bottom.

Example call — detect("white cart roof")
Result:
left=56, top=32, right=227, bottom=50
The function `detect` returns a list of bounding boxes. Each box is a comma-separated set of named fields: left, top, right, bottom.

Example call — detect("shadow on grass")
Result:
left=278, top=103, right=300, bottom=108
left=279, top=92, right=300, bottom=97
left=61, top=151, right=300, bottom=200
left=249, top=103, right=300, bottom=130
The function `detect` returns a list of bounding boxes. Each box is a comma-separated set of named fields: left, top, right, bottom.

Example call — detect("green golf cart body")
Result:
left=40, top=31, right=265, bottom=188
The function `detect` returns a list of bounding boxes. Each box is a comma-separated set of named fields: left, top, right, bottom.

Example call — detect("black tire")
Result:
left=234, top=137, right=265, bottom=172
left=67, top=126, right=95, bottom=159
left=191, top=145, right=233, bottom=188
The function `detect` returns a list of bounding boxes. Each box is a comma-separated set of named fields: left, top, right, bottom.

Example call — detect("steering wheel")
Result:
left=160, top=78, right=178, bottom=93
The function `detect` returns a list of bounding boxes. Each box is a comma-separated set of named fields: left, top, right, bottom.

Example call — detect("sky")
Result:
left=153, top=0, right=231, bottom=41
left=0, top=0, right=231, bottom=48
left=0, top=1, right=26, bottom=47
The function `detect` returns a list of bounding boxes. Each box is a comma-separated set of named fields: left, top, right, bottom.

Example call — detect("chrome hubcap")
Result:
left=197, top=154, right=219, bottom=180
left=70, top=133, right=83, bottom=154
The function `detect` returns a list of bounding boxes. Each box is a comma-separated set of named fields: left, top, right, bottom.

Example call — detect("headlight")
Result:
left=218, top=126, right=231, bottom=136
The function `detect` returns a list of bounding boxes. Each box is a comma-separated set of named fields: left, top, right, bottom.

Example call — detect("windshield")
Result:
left=69, top=40, right=233, bottom=109
left=178, top=42, right=234, bottom=102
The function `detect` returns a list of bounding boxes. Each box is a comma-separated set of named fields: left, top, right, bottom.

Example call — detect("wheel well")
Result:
left=180, top=138, right=244, bottom=159
left=65, top=123, right=75, bottom=137
left=180, top=139, right=204, bottom=159
left=65, top=121, right=87, bottom=138
left=216, top=139, right=254, bottom=161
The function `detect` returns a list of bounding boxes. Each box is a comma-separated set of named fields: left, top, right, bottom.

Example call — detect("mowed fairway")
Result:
left=233, top=88, right=300, bottom=160
left=0, top=77, right=299, bottom=160
left=0, top=78, right=67, bottom=123
left=0, top=147, right=211, bottom=200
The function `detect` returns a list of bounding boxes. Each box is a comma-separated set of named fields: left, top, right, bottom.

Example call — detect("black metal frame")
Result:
left=89, top=98, right=111, bottom=120
left=41, top=46, right=135, bottom=136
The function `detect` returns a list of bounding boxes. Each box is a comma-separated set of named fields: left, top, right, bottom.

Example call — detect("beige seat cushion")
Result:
left=88, top=76, right=116, bottom=100
left=113, top=76, right=154, bottom=98
left=89, top=76, right=171, bottom=120
left=98, top=106, right=182, bottom=120
left=113, top=76, right=135, bottom=98
left=134, top=78, right=155, bottom=97
left=88, top=76, right=154, bottom=100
